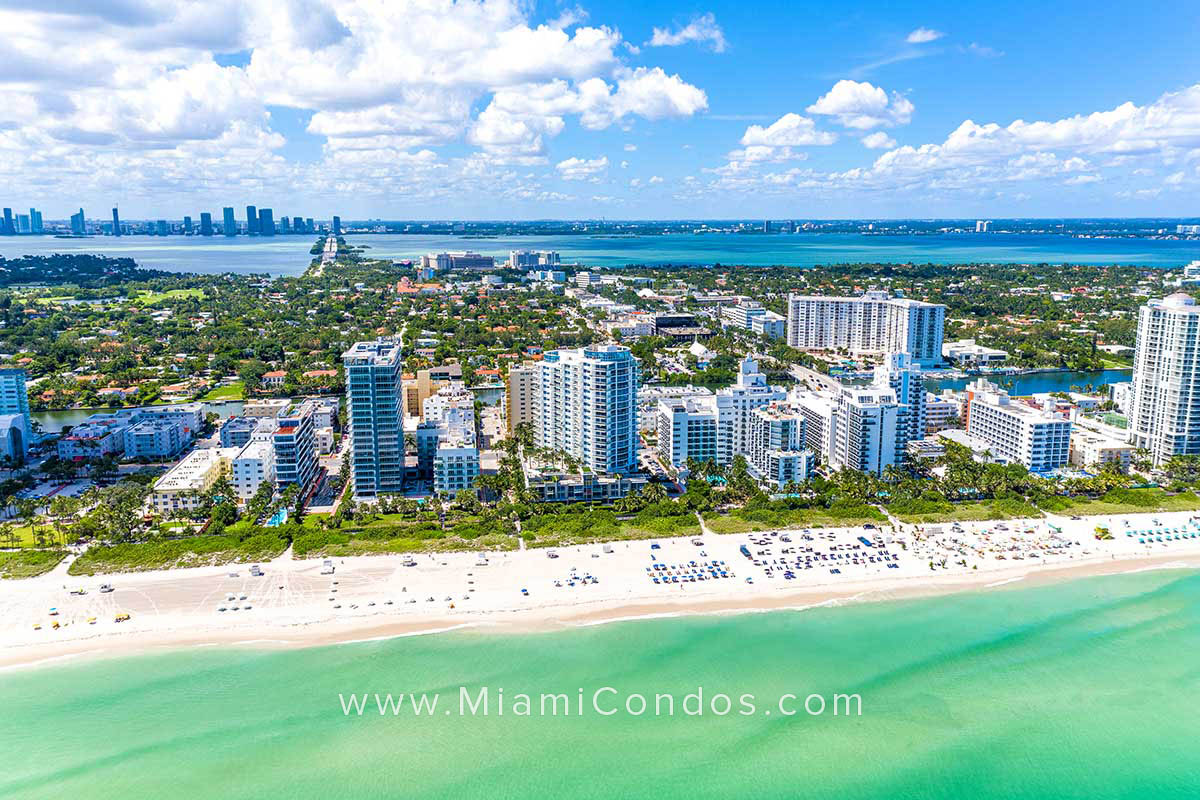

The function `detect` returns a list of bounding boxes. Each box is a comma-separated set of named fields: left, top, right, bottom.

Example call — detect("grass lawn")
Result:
left=1038, top=489, right=1200, bottom=517
left=0, top=550, right=67, bottom=579
left=131, top=288, right=205, bottom=305
left=201, top=381, right=245, bottom=401
left=2, top=525, right=36, bottom=547
left=703, top=505, right=886, bottom=534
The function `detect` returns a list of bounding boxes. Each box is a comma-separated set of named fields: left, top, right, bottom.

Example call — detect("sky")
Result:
left=1, top=0, right=1199, bottom=220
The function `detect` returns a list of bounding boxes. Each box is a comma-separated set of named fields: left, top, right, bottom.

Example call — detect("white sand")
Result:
left=4, top=509, right=1199, bottom=670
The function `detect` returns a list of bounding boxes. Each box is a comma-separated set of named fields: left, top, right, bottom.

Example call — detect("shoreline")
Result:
left=4, top=509, right=1200, bottom=672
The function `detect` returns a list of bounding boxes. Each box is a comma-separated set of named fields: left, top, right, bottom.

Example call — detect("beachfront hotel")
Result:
left=534, top=344, right=640, bottom=475
left=343, top=339, right=404, bottom=497
left=786, top=290, right=946, bottom=366
left=1130, top=292, right=1200, bottom=465
left=963, top=378, right=1072, bottom=473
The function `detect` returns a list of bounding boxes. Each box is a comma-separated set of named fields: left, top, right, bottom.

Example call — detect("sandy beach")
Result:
left=5, top=509, right=1200, bottom=671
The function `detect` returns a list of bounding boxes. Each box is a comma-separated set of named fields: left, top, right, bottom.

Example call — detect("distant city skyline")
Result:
left=0, top=1, right=1198, bottom=218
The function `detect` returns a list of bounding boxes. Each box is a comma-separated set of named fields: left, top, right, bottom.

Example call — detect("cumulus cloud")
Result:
left=647, top=12, right=727, bottom=52
left=0, top=0, right=710, bottom=210
left=700, top=83, right=1200, bottom=205
left=906, top=27, right=944, bottom=44
left=861, top=131, right=897, bottom=149
left=740, top=114, right=837, bottom=147
left=807, top=80, right=914, bottom=129
left=556, top=155, right=608, bottom=180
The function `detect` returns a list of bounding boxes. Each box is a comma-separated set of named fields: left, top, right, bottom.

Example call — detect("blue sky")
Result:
left=1, top=0, right=1198, bottom=219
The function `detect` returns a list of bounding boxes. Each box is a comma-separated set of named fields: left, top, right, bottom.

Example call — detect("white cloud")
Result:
left=740, top=114, right=837, bottom=147
left=648, top=175, right=664, bottom=184
left=807, top=80, right=914, bottom=129
left=699, top=83, right=1200, bottom=206
left=861, top=131, right=897, bottom=149
left=556, top=155, right=608, bottom=180
left=624, top=143, right=637, bottom=151
left=0, top=0, right=710, bottom=210
left=648, top=12, right=727, bottom=53
left=906, top=28, right=944, bottom=44
left=965, top=42, right=1004, bottom=57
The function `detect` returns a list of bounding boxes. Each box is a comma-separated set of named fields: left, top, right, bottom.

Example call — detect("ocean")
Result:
left=1, top=232, right=1197, bottom=276
left=3, top=569, right=1199, bottom=799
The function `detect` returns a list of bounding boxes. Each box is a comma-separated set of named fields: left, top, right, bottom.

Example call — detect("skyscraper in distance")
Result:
left=70, top=209, right=86, bottom=235
left=199, top=212, right=213, bottom=236
left=30, top=208, right=43, bottom=234
left=111, top=207, right=121, bottom=236
left=156, top=220, right=168, bottom=236
left=1, top=208, right=13, bottom=236
left=183, top=215, right=193, bottom=234
left=332, top=215, right=341, bottom=235
left=258, top=208, right=274, bottom=236
left=245, top=205, right=257, bottom=235
left=223, top=207, right=236, bottom=237
left=280, top=216, right=291, bottom=234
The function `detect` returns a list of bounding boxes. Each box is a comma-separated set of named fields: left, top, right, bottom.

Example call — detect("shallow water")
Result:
left=2, top=569, right=1198, bottom=799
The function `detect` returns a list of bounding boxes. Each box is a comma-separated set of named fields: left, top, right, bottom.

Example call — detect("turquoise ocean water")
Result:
left=3, top=569, right=1199, bottom=799
left=2, top=232, right=1197, bottom=275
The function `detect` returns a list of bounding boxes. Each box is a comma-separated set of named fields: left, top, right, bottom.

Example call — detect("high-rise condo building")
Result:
left=0, top=368, right=31, bottom=421
left=183, top=215, right=193, bottom=234
left=155, top=220, right=168, bottom=236
left=245, top=205, right=258, bottom=235
left=657, top=397, right=718, bottom=469
left=273, top=401, right=317, bottom=493
left=30, top=208, right=43, bottom=234
left=343, top=339, right=404, bottom=497
left=506, top=363, right=539, bottom=435
left=1130, top=292, right=1200, bottom=464
left=16, top=214, right=30, bottom=234
left=332, top=215, right=341, bottom=235
left=746, top=404, right=814, bottom=487
left=258, top=208, right=275, bottom=236
left=787, top=290, right=946, bottom=365
left=1, top=208, right=13, bottom=236
left=535, top=345, right=639, bottom=475
left=0, top=368, right=31, bottom=458
left=793, top=385, right=901, bottom=477
left=70, top=209, right=86, bottom=235
left=713, top=356, right=787, bottom=465
left=873, top=353, right=927, bottom=467
left=111, top=207, right=121, bottom=236
left=223, top=207, right=236, bottom=236
left=199, top=212, right=213, bottom=236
